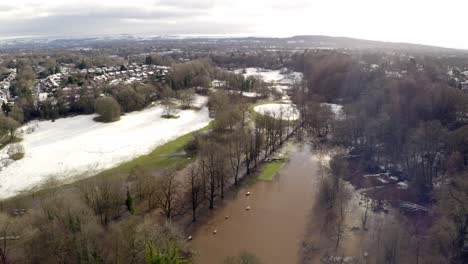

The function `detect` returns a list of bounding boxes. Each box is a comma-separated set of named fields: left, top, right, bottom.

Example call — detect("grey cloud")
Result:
left=46, top=5, right=207, bottom=19
left=0, top=1, right=251, bottom=38
left=0, top=13, right=249, bottom=37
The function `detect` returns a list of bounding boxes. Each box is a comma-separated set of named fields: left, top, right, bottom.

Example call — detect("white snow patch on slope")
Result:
left=0, top=98, right=211, bottom=198
left=321, top=103, right=344, bottom=120
left=227, top=90, right=260, bottom=98
left=253, top=103, right=299, bottom=120
left=234, top=68, right=302, bottom=84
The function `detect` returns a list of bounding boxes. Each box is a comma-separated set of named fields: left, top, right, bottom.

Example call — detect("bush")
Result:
left=126, top=189, right=136, bottom=215
left=0, top=115, right=20, bottom=140
left=161, top=114, right=180, bottom=119
left=95, top=97, right=121, bottom=123
left=113, top=87, right=146, bottom=112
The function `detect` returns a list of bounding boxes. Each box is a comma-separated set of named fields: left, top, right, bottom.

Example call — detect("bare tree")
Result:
left=160, top=86, right=177, bottom=117
left=228, top=129, right=245, bottom=185
left=199, top=139, right=227, bottom=208
left=179, top=88, right=196, bottom=109
left=154, top=169, right=183, bottom=219
left=186, top=164, right=203, bottom=222
left=0, top=213, right=24, bottom=264
left=80, top=180, right=124, bottom=225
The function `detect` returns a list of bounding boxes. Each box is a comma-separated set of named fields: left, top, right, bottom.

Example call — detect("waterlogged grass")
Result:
left=257, top=160, right=286, bottom=181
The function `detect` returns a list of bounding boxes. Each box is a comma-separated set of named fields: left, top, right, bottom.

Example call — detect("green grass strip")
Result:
left=257, top=160, right=286, bottom=181
left=93, top=121, right=213, bottom=179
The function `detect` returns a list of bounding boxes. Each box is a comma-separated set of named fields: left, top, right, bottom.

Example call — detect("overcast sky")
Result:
left=0, top=0, right=466, bottom=49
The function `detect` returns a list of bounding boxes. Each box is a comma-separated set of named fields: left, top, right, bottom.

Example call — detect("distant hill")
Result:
left=286, top=35, right=466, bottom=53
left=201, top=35, right=467, bottom=53
left=0, top=34, right=466, bottom=54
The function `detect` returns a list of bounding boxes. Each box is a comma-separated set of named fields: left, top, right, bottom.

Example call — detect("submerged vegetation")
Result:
left=257, top=160, right=287, bottom=181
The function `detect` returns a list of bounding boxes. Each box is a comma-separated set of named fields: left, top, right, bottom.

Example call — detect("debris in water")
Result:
left=225, top=215, right=229, bottom=220
left=187, top=236, right=193, bottom=241
left=213, top=229, right=217, bottom=234
left=246, top=191, right=251, bottom=196
left=246, top=206, right=251, bottom=211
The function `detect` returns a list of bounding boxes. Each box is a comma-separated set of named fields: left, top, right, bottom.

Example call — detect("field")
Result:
left=0, top=97, right=211, bottom=198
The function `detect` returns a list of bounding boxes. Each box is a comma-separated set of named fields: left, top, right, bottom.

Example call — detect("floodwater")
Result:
left=192, top=143, right=327, bottom=264
left=191, top=141, right=392, bottom=263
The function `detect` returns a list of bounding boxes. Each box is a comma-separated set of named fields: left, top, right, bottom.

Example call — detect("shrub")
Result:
left=126, top=189, right=136, bottom=215
left=95, top=97, right=121, bottom=123
left=113, top=87, right=146, bottom=112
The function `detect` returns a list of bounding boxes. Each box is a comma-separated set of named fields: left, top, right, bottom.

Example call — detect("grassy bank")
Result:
left=257, top=160, right=286, bottom=181
left=91, top=121, right=213, bottom=180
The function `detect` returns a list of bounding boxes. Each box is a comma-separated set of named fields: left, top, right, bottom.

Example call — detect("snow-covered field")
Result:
left=0, top=97, right=211, bottom=198
left=233, top=68, right=302, bottom=84
left=254, top=103, right=299, bottom=121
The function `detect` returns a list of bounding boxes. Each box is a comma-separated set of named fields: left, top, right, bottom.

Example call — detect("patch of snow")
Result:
left=227, top=90, right=260, bottom=98
left=233, top=68, right=302, bottom=84
left=241, top=92, right=259, bottom=98
left=0, top=97, right=212, bottom=198
left=397, top=181, right=409, bottom=190
left=321, top=103, right=344, bottom=120
left=363, top=173, right=383, bottom=178
left=272, top=85, right=290, bottom=93
left=254, top=103, right=299, bottom=120
left=191, top=95, right=209, bottom=108
left=376, top=177, right=389, bottom=184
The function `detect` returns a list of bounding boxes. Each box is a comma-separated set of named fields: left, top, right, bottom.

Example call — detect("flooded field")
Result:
left=192, top=143, right=324, bottom=263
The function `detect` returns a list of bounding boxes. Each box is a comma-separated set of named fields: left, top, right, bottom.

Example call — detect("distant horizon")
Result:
left=0, top=33, right=466, bottom=51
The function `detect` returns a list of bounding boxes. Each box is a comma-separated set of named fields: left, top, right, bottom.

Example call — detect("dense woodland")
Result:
left=292, top=50, right=468, bottom=263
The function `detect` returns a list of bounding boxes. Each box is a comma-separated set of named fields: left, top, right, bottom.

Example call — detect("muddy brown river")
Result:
left=192, top=143, right=328, bottom=263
